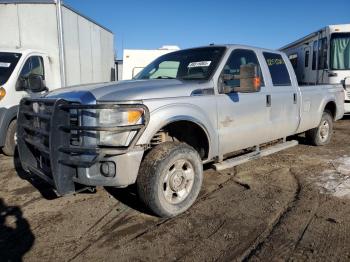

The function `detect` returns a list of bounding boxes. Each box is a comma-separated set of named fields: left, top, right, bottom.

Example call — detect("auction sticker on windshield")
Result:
left=0, top=62, right=11, bottom=68
left=188, top=61, right=212, bottom=68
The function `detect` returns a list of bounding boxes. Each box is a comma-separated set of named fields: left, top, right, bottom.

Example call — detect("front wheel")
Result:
left=306, top=111, right=333, bottom=146
left=137, top=142, right=203, bottom=218
left=2, top=120, right=17, bottom=156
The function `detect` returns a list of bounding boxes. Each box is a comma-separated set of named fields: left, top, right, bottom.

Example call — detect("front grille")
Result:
left=347, top=91, right=350, bottom=100
left=17, top=98, right=77, bottom=195
left=17, top=98, right=150, bottom=195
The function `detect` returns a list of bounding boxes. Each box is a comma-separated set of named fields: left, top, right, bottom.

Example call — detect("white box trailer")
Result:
left=121, top=46, right=180, bottom=80
left=280, top=24, right=350, bottom=113
left=0, top=0, right=115, bottom=155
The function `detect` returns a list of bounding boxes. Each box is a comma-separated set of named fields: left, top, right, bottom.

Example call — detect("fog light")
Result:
left=100, top=161, right=116, bottom=177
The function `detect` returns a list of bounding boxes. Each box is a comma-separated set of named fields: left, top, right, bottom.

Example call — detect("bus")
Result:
left=280, top=24, right=350, bottom=113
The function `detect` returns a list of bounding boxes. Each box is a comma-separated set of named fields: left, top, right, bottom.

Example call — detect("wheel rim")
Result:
left=319, top=120, right=330, bottom=142
left=162, top=159, right=195, bottom=204
left=14, top=131, right=17, bottom=145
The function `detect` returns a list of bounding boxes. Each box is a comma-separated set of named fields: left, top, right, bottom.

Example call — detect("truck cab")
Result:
left=0, top=49, right=50, bottom=155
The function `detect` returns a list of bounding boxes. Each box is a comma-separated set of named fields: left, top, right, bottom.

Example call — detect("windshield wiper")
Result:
left=180, top=76, right=205, bottom=80
left=156, top=76, right=175, bottom=79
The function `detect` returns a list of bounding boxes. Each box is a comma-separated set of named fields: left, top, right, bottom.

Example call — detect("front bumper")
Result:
left=17, top=98, right=149, bottom=195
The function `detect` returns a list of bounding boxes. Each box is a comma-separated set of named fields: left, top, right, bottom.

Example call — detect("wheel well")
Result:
left=324, top=101, right=336, bottom=119
left=150, top=120, right=210, bottom=160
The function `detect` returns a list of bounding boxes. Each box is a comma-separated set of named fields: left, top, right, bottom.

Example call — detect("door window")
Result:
left=19, top=56, right=45, bottom=79
left=221, top=49, right=264, bottom=89
left=263, top=52, right=291, bottom=86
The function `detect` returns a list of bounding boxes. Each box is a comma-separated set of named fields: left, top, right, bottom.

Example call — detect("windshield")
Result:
left=134, top=47, right=226, bottom=80
left=330, top=33, right=350, bottom=70
left=0, top=52, right=22, bottom=85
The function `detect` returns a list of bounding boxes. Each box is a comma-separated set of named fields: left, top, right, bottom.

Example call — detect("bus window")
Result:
left=305, top=50, right=309, bottom=68
left=318, top=37, right=328, bottom=70
left=288, top=54, right=298, bottom=69
left=312, top=41, right=317, bottom=70
left=330, top=33, right=350, bottom=70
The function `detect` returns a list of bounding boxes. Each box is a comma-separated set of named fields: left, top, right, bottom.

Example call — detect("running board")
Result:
left=213, top=140, right=298, bottom=171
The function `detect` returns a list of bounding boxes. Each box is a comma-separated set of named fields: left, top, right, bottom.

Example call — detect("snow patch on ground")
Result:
left=313, top=156, right=350, bottom=199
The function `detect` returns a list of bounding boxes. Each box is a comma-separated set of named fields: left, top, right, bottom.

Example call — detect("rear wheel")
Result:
left=306, top=111, right=333, bottom=146
left=2, top=120, right=17, bottom=156
left=137, top=142, right=203, bottom=218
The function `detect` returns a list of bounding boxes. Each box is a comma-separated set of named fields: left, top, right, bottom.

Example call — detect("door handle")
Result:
left=293, top=93, right=297, bottom=104
left=266, top=94, right=271, bottom=107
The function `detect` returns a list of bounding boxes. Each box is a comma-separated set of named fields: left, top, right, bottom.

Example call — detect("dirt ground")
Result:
left=1, top=117, right=350, bottom=262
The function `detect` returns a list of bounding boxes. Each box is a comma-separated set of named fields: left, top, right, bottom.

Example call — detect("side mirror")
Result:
left=28, top=75, right=47, bottom=93
left=221, top=64, right=261, bottom=94
left=15, top=77, right=27, bottom=91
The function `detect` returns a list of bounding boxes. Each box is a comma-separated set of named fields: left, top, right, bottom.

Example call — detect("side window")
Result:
left=312, top=41, right=317, bottom=70
left=305, top=50, right=310, bottom=68
left=263, top=52, right=291, bottom=86
left=19, top=56, right=45, bottom=79
left=288, top=54, right=298, bottom=69
left=222, top=49, right=264, bottom=88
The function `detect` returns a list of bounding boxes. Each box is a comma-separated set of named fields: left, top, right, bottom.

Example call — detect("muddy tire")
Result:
left=2, top=120, right=17, bottom=156
left=306, top=111, right=333, bottom=146
left=137, top=142, right=203, bottom=218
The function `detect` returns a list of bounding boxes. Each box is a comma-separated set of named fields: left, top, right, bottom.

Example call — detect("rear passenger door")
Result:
left=262, top=52, right=300, bottom=139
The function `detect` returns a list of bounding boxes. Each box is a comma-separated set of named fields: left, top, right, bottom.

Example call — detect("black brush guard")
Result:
left=17, top=98, right=149, bottom=195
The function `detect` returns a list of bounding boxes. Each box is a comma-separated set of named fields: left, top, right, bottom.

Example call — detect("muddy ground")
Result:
left=0, top=117, right=350, bottom=262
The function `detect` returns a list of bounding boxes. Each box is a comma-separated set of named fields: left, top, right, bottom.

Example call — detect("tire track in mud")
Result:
left=67, top=170, right=233, bottom=261
left=72, top=167, right=298, bottom=262
left=244, top=165, right=330, bottom=262
left=201, top=168, right=301, bottom=262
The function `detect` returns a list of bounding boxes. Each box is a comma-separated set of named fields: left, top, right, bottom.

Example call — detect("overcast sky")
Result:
left=66, top=0, right=350, bottom=59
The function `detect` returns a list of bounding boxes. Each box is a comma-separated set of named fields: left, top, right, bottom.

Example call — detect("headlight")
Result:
left=98, top=108, right=144, bottom=146
left=99, top=108, right=144, bottom=126
left=0, top=87, right=6, bottom=101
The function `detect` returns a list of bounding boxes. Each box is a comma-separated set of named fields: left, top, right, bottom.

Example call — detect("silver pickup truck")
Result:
left=17, top=45, right=345, bottom=217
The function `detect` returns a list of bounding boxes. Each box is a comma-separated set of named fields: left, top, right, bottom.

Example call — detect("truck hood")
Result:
left=46, top=79, right=212, bottom=103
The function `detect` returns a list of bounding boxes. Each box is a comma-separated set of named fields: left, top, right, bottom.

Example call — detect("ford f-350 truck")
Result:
left=17, top=45, right=344, bottom=217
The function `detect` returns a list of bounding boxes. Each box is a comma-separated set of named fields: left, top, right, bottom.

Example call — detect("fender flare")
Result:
left=138, top=103, right=218, bottom=160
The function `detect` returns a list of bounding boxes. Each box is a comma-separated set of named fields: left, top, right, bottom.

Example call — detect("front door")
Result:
left=216, top=48, right=271, bottom=156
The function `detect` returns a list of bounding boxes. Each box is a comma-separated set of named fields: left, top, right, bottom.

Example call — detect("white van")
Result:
left=0, top=0, right=115, bottom=155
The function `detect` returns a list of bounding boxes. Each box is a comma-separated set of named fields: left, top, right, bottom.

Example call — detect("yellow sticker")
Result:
left=266, top=59, right=285, bottom=66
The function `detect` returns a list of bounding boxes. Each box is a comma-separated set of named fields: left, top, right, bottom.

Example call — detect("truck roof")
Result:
left=0, top=0, right=113, bottom=33
left=182, top=44, right=284, bottom=55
